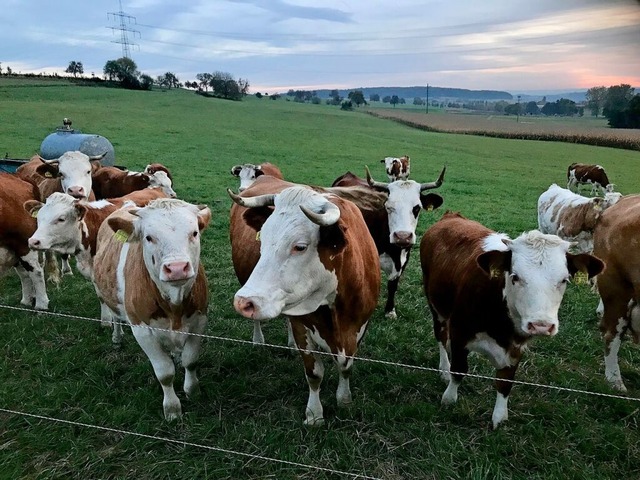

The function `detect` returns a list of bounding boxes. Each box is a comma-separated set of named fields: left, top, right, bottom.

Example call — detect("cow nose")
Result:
left=393, top=231, right=414, bottom=247
left=29, top=237, right=42, bottom=249
left=234, top=296, right=256, bottom=318
left=161, top=261, right=192, bottom=281
left=527, top=321, right=557, bottom=336
left=67, top=186, right=85, bottom=199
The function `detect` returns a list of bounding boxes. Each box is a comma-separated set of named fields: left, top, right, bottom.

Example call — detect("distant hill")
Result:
left=312, top=86, right=513, bottom=101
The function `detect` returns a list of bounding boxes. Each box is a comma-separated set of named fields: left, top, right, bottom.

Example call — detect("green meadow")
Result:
left=1, top=79, right=640, bottom=479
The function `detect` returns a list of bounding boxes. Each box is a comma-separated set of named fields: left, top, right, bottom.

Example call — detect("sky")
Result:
left=2, top=0, right=639, bottom=95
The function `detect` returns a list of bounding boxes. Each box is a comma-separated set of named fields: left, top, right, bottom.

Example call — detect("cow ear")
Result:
left=231, top=165, right=242, bottom=176
left=107, top=211, right=136, bottom=236
left=254, top=169, right=265, bottom=178
left=243, top=207, right=273, bottom=232
left=420, top=193, right=443, bottom=211
left=24, top=200, right=43, bottom=217
left=35, top=162, right=59, bottom=178
left=380, top=159, right=385, bottom=163
left=74, top=203, right=88, bottom=220
left=196, top=205, right=211, bottom=231
left=477, top=250, right=512, bottom=279
left=319, top=222, right=347, bottom=254
left=567, top=253, right=604, bottom=279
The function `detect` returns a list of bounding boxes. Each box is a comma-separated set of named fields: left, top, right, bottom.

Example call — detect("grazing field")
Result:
left=1, top=82, right=640, bottom=479
left=367, top=108, right=640, bottom=152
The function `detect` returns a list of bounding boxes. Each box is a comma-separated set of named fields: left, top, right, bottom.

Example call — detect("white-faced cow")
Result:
left=230, top=162, right=283, bottom=192
left=92, top=199, right=211, bottom=420
left=421, top=211, right=603, bottom=428
left=0, top=173, right=49, bottom=310
left=144, top=163, right=173, bottom=183
left=538, top=184, right=621, bottom=253
left=229, top=184, right=380, bottom=426
left=592, top=194, right=640, bottom=392
left=329, top=166, right=445, bottom=319
left=92, top=166, right=176, bottom=200
left=567, top=163, right=614, bottom=196
left=381, top=155, right=410, bottom=181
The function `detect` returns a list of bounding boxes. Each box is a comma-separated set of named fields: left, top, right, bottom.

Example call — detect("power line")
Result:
left=107, top=0, right=140, bottom=59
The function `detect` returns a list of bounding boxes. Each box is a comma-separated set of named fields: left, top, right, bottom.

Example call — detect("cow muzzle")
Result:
left=160, top=261, right=194, bottom=282
left=28, top=237, right=45, bottom=250
left=392, top=231, right=415, bottom=247
left=66, top=186, right=86, bottom=199
left=234, top=295, right=257, bottom=319
left=526, top=321, right=557, bottom=336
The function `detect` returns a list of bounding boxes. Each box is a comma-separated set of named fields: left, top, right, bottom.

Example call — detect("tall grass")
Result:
left=1, top=82, right=640, bottom=479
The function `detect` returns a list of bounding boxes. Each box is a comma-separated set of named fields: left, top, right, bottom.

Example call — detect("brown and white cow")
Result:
left=329, top=166, right=445, bottom=319
left=93, top=199, right=211, bottom=420
left=92, top=166, right=176, bottom=200
left=567, top=163, right=614, bottom=196
left=229, top=183, right=380, bottom=426
left=144, top=163, right=173, bottom=183
left=230, top=162, right=283, bottom=192
left=0, top=173, right=49, bottom=310
left=538, top=184, right=621, bottom=253
left=381, top=155, right=410, bottom=181
left=593, top=194, right=640, bottom=392
left=421, top=211, right=603, bottom=428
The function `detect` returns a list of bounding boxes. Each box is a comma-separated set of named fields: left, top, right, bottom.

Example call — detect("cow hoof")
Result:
left=609, top=379, right=628, bottom=392
left=163, top=407, right=183, bottom=421
left=303, top=417, right=325, bottom=427
left=385, top=309, right=397, bottom=320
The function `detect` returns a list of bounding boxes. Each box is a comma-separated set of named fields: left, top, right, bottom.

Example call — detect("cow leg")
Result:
left=181, top=314, right=207, bottom=399
left=492, top=365, right=518, bottom=429
left=384, top=277, right=400, bottom=319
left=334, top=341, right=357, bottom=407
left=16, top=251, right=48, bottom=310
left=131, top=325, right=181, bottom=420
left=291, top=321, right=325, bottom=426
left=252, top=320, right=265, bottom=344
left=286, top=319, right=296, bottom=348
left=600, top=295, right=630, bottom=392
left=429, top=303, right=450, bottom=383
left=61, top=254, right=73, bottom=276
left=383, top=248, right=410, bottom=319
left=441, top=342, right=468, bottom=405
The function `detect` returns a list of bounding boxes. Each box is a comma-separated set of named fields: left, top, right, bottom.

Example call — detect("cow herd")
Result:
left=0, top=153, right=637, bottom=429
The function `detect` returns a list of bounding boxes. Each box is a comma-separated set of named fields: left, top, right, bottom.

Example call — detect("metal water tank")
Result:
left=40, top=119, right=116, bottom=166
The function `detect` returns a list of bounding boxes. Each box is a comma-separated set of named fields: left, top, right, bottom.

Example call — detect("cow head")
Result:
left=231, top=164, right=264, bottom=192
left=36, top=151, right=106, bottom=199
left=477, top=231, right=603, bottom=337
left=25, top=192, right=87, bottom=254
left=380, top=155, right=410, bottom=181
left=146, top=171, right=177, bottom=198
left=366, top=165, right=446, bottom=247
left=107, top=199, right=211, bottom=304
left=144, top=163, right=173, bottom=182
left=229, top=186, right=344, bottom=320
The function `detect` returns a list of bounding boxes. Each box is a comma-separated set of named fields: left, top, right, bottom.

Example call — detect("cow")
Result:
left=421, top=211, right=603, bottom=428
left=230, top=162, right=283, bottom=192
left=537, top=184, right=622, bottom=253
left=229, top=183, right=381, bottom=426
left=592, top=194, right=640, bottom=392
left=92, top=198, right=211, bottom=420
left=567, top=163, right=614, bottom=196
left=381, top=155, right=410, bottom=181
left=329, top=166, right=446, bottom=319
left=0, top=173, right=49, bottom=310
left=92, top=166, right=176, bottom=199
left=144, top=163, right=173, bottom=183
left=331, top=171, right=369, bottom=188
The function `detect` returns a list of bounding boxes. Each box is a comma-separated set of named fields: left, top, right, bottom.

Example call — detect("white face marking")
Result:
left=56, top=151, right=95, bottom=199
left=489, top=231, right=573, bottom=336
left=384, top=180, right=424, bottom=246
left=236, top=165, right=261, bottom=191
left=234, top=187, right=340, bottom=320
left=148, top=171, right=176, bottom=197
left=131, top=200, right=209, bottom=305
left=29, top=193, right=82, bottom=254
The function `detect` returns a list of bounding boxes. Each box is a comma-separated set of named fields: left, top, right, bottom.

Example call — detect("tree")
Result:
left=103, top=60, right=119, bottom=81
left=196, top=73, right=213, bottom=91
left=504, top=103, right=520, bottom=115
left=255, top=92, right=263, bottom=99
left=603, top=84, right=635, bottom=120
left=413, top=97, right=424, bottom=106
left=525, top=101, right=540, bottom=115
left=103, top=57, right=139, bottom=87
left=139, top=74, right=154, bottom=90
left=586, top=86, right=607, bottom=117
left=370, top=94, right=380, bottom=102
left=65, top=61, right=84, bottom=77
left=158, top=72, right=179, bottom=89
left=382, top=96, right=391, bottom=104
left=347, top=90, right=366, bottom=107
left=390, top=95, right=399, bottom=107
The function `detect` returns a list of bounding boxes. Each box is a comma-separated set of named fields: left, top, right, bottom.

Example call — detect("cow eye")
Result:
left=192, top=231, right=198, bottom=238
left=86, top=170, right=91, bottom=175
left=561, top=277, right=570, bottom=285
left=412, top=205, right=421, bottom=217
left=57, top=217, right=65, bottom=223
left=293, top=244, right=307, bottom=253
left=511, top=273, right=520, bottom=284
left=145, top=235, right=154, bottom=243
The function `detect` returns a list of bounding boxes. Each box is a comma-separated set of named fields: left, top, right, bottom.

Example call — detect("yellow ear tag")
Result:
left=427, top=205, right=434, bottom=211
left=594, top=204, right=602, bottom=212
left=489, top=267, right=502, bottom=279
left=113, top=229, right=129, bottom=243
left=573, top=271, right=589, bottom=285
left=31, top=209, right=39, bottom=218
left=44, top=171, right=53, bottom=178
left=255, top=231, right=261, bottom=242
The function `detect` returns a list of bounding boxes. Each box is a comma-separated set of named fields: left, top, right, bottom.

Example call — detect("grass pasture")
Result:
left=1, top=82, right=640, bottom=479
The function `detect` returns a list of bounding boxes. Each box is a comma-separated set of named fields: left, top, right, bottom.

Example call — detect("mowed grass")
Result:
left=1, top=82, right=640, bottom=479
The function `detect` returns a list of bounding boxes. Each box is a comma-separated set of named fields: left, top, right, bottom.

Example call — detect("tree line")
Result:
left=586, top=84, right=640, bottom=128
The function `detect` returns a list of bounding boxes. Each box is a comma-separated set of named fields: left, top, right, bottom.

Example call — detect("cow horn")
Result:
left=227, top=188, right=275, bottom=208
left=365, top=165, right=390, bottom=191
left=89, top=152, right=108, bottom=161
left=300, top=201, right=340, bottom=226
left=38, top=156, right=58, bottom=166
left=420, top=166, right=447, bottom=191
left=230, top=165, right=242, bottom=176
